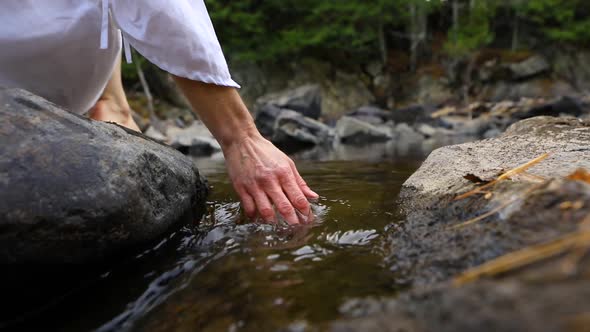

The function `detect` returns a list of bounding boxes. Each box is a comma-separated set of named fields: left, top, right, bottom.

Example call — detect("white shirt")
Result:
left=0, top=0, right=239, bottom=114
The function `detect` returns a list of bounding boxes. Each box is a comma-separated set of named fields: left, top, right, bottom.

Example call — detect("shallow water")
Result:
left=3, top=145, right=424, bottom=332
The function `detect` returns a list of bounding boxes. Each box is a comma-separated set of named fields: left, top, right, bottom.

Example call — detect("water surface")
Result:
left=4, top=145, right=424, bottom=331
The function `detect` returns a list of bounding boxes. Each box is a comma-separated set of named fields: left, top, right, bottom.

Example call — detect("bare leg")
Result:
left=88, top=59, right=141, bottom=132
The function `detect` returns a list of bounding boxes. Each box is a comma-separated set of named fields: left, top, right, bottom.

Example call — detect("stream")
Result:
left=4, top=143, right=429, bottom=332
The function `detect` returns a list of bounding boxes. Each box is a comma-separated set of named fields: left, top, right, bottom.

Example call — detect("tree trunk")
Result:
left=378, top=22, right=387, bottom=65
left=410, top=3, right=418, bottom=72
left=409, top=3, right=428, bottom=73
left=144, top=65, right=191, bottom=110
left=452, top=0, right=460, bottom=44
left=511, top=11, right=520, bottom=51
left=136, top=60, right=168, bottom=133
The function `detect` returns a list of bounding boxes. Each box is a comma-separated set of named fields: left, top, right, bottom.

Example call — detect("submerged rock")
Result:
left=0, top=88, right=208, bottom=263
left=332, top=116, right=590, bottom=332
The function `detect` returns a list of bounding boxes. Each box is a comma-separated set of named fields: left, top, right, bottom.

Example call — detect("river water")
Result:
left=4, top=142, right=439, bottom=332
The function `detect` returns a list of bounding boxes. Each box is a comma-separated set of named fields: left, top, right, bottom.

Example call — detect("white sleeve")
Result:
left=110, top=0, right=240, bottom=88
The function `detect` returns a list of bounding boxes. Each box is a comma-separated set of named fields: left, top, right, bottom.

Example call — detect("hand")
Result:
left=223, top=133, right=319, bottom=225
left=170, top=77, right=317, bottom=224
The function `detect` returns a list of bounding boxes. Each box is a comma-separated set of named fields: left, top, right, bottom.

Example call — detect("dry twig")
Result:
left=454, top=153, right=550, bottom=201
left=453, top=214, right=590, bottom=286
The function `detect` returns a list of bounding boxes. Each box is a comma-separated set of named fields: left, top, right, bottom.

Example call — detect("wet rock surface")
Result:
left=332, top=116, right=590, bottom=331
left=0, top=88, right=208, bottom=263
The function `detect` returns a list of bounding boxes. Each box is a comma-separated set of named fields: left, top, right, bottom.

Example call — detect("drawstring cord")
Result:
left=99, top=0, right=109, bottom=49
left=123, top=36, right=132, bottom=63
left=100, top=0, right=133, bottom=64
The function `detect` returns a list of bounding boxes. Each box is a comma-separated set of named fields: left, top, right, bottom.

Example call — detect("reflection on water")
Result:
left=5, top=145, right=423, bottom=332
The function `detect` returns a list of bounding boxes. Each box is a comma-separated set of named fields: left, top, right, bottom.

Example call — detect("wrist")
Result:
left=218, top=122, right=262, bottom=151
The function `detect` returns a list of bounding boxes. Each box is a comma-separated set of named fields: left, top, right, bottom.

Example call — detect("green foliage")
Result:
left=521, top=0, right=590, bottom=43
left=206, top=0, right=407, bottom=63
left=121, top=51, right=148, bottom=82
left=204, top=0, right=590, bottom=65
left=444, top=1, right=496, bottom=57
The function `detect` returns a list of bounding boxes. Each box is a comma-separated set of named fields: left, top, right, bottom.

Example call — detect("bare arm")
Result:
left=173, top=77, right=318, bottom=225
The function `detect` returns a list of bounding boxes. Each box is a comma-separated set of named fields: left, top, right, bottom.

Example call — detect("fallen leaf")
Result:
left=567, top=168, right=590, bottom=184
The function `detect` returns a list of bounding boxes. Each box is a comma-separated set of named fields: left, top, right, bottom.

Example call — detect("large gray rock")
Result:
left=254, top=103, right=285, bottom=138
left=0, top=88, right=208, bottom=263
left=256, top=84, right=322, bottom=119
left=391, top=123, right=424, bottom=142
left=346, top=105, right=392, bottom=125
left=482, top=78, right=574, bottom=101
left=332, top=116, right=590, bottom=331
left=508, top=55, right=550, bottom=80
left=272, top=110, right=334, bottom=149
left=165, top=121, right=221, bottom=156
left=335, top=116, right=391, bottom=144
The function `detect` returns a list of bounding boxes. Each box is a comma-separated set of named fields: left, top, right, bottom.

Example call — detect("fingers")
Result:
left=238, top=161, right=318, bottom=226
left=237, top=187, right=256, bottom=219
left=278, top=168, right=311, bottom=218
left=247, top=185, right=276, bottom=223
left=267, top=185, right=300, bottom=225
left=290, top=162, right=319, bottom=200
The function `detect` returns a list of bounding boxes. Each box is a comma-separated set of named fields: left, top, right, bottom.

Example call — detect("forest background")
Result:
left=122, top=0, right=590, bottom=121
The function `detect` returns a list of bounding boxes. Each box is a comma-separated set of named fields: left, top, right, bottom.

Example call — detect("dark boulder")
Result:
left=256, top=84, right=322, bottom=119
left=254, top=103, right=284, bottom=138
left=514, top=95, right=589, bottom=119
left=390, top=104, right=438, bottom=125
left=0, top=88, right=208, bottom=263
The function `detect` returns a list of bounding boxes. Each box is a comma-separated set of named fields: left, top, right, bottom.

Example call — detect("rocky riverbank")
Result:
left=0, top=88, right=208, bottom=263
left=332, top=116, right=590, bottom=332
left=147, top=83, right=590, bottom=158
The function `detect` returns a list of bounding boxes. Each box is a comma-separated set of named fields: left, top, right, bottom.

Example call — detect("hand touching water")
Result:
left=172, top=77, right=318, bottom=225
left=224, top=133, right=319, bottom=225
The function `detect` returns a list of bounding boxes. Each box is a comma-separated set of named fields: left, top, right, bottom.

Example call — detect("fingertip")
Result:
left=294, top=197, right=311, bottom=214
left=278, top=206, right=299, bottom=225
left=304, top=187, right=319, bottom=200
left=238, top=191, right=257, bottom=219
left=285, top=214, right=300, bottom=225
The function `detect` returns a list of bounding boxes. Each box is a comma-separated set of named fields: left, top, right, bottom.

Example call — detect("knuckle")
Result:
left=294, top=196, right=309, bottom=208
left=277, top=201, right=294, bottom=214
left=259, top=207, right=274, bottom=219
left=255, top=170, right=271, bottom=183
left=245, top=208, right=256, bottom=217
left=275, top=166, right=291, bottom=178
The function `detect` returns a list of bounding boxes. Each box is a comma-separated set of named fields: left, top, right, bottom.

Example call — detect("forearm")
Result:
left=172, top=75, right=317, bottom=225
left=172, top=76, right=260, bottom=149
